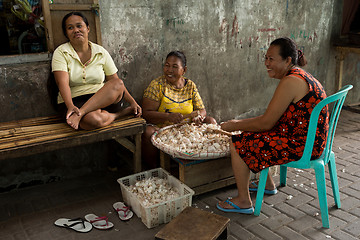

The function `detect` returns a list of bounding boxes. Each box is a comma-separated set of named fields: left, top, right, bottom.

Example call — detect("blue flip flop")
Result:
left=216, top=199, right=254, bottom=214
left=249, top=182, right=278, bottom=195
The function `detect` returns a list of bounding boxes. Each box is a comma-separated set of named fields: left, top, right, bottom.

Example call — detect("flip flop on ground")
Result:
left=54, top=217, right=92, bottom=233
left=216, top=199, right=254, bottom=214
left=249, top=181, right=278, bottom=195
left=84, top=214, right=114, bottom=230
left=113, top=202, right=133, bottom=221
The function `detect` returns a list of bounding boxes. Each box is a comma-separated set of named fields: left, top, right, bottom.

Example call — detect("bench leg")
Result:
left=179, top=163, right=185, bottom=182
left=115, top=134, right=142, bottom=173
left=134, top=133, right=142, bottom=173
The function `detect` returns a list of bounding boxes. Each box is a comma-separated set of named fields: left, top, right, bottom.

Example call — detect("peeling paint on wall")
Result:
left=98, top=0, right=345, bottom=121
left=290, top=29, right=318, bottom=42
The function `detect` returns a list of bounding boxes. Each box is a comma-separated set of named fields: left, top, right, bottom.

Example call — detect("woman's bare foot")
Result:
left=68, top=106, right=132, bottom=130
left=67, top=112, right=83, bottom=130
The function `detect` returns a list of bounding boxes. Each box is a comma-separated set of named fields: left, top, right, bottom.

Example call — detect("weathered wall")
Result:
left=342, top=53, right=360, bottom=104
left=99, top=0, right=351, bottom=122
left=0, top=142, right=110, bottom=192
left=0, top=0, right=354, bottom=123
left=0, top=61, right=56, bottom=122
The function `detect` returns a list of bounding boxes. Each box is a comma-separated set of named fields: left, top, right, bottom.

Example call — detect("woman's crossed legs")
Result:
left=67, top=77, right=129, bottom=130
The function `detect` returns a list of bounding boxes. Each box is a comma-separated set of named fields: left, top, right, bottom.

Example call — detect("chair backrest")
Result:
left=291, top=85, right=353, bottom=168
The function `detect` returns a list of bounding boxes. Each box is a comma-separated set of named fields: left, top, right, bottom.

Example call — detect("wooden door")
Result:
left=41, top=0, right=101, bottom=52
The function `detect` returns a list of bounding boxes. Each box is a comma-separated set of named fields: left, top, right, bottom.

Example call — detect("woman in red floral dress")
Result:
left=217, top=37, right=329, bottom=214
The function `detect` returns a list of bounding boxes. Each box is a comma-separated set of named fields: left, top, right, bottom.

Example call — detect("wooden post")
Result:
left=334, top=46, right=360, bottom=91
left=335, top=47, right=345, bottom=91
left=41, top=0, right=54, bottom=52
left=93, top=0, right=102, bottom=45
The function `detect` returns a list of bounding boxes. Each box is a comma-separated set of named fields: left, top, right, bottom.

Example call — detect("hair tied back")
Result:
left=297, top=49, right=303, bottom=60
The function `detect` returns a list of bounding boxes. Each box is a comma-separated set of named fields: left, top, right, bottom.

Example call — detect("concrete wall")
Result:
left=0, top=142, right=109, bottom=192
left=342, top=53, right=360, bottom=104
left=99, top=0, right=351, bottom=121
left=0, top=0, right=353, bottom=123
left=1, top=0, right=359, bottom=190
left=0, top=61, right=56, bottom=122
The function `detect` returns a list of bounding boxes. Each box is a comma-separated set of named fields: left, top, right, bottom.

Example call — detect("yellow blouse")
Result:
left=52, top=41, right=118, bottom=104
left=143, top=75, right=205, bottom=126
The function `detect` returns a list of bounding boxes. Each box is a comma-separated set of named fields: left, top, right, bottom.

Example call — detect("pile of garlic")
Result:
left=153, top=123, right=231, bottom=154
left=128, top=177, right=180, bottom=207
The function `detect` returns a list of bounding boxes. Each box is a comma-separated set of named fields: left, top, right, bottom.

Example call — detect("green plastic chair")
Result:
left=253, top=85, right=353, bottom=228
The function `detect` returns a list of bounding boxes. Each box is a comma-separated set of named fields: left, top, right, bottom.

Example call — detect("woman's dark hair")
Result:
left=166, top=51, right=187, bottom=68
left=62, top=12, right=89, bottom=39
left=270, top=37, right=307, bottom=67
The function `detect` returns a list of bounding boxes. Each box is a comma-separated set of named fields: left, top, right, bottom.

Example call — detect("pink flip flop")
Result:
left=84, top=214, right=114, bottom=230
left=113, top=202, right=133, bottom=221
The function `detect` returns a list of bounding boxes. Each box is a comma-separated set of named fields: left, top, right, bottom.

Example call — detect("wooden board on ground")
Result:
left=155, top=207, right=230, bottom=240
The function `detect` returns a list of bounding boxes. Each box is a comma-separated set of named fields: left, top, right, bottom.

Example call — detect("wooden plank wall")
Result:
left=42, top=0, right=101, bottom=52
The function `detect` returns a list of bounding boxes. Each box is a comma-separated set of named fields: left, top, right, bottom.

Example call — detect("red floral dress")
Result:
left=232, top=68, right=329, bottom=173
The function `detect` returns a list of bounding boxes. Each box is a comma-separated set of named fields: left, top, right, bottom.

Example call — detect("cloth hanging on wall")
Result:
left=341, top=0, right=360, bottom=35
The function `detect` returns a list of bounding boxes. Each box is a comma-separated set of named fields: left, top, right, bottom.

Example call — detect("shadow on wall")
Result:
left=0, top=140, right=125, bottom=193
left=0, top=61, right=56, bottom=123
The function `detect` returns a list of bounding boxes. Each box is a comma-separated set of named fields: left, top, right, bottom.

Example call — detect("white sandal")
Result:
left=84, top=214, right=114, bottom=230
left=54, top=217, right=92, bottom=233
left=113, top=202, right=133, bottom=221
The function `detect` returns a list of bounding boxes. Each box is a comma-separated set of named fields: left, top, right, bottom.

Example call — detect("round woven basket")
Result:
left=151, top=124, right=231, bottom=160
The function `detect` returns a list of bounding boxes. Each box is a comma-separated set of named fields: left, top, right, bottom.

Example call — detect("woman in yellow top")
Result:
left=52, top=12, right=141, bottom=130
left=142, top=51, right=216, bottom=168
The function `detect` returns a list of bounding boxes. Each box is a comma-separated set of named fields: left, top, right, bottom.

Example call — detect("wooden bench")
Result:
left=0, top=115, right=146, bottom=173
